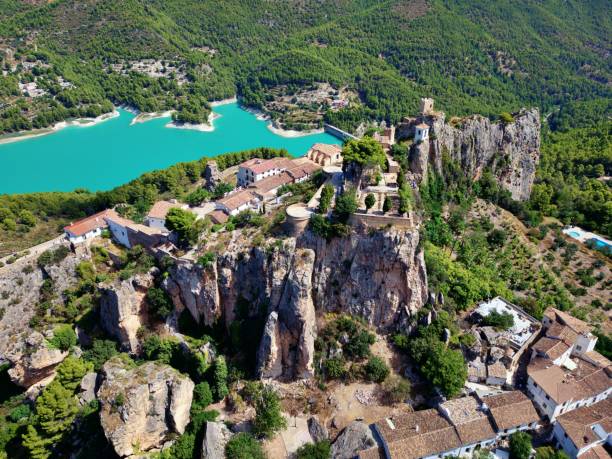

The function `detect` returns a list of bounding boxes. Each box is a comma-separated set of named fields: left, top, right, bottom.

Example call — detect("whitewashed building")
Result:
left=63, top=209, right=119, bottom=244
left=526, top=308, right=611, bottom=422
left=216, top=190, right=261, bottom=216
left=236, top=157, right=295, bottom=187
left=145, top=200, right=184, bottom=230
left=552, top=398, right=611, bottom=459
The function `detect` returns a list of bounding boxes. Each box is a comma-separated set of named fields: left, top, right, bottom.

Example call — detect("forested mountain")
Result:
left=0, top=0, right=610, bottom=133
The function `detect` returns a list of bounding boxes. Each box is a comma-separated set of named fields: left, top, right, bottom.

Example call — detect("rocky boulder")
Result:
left=97, top=357, right=194, bottom=458
left=202, top=421, right=233, bottom=459
left=99, top=271, right=155, bottom=352
left=331, top=421, right=376, bottom=459
left=308, top=416, right=329, bottom=442
left=6, top=331, right=68, bottom=389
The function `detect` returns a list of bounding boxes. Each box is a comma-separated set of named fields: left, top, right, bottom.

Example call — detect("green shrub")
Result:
left=482, top=309, right=514, bottom=330
left=9, top=403, right=31, bottom=422
left=253, top=386, right=287, bottom=438
left=499, top=112, right=515, bottom=123
left=509, top=432, right=532, bottom=459
left=48, top=325, right=77, bottom=351
left=83, top=339, right=118, bottom=371
left=213, top=356, right=229, bottom=401
left=191, top=382, right=213, bottom=413
left=146, top=287, right=174, bottom=319
left=296, top=440, right=331, bottom=459
left=225, top=433, right=265, bottom=459
left=364, top=356, right=389, bottom=383
left=323, top=357, right=346, bottom=380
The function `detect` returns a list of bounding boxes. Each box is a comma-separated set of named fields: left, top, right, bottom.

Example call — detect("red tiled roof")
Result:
left=240, top=157, right=294, bottom=175
left=251, top=171, right=294, bottom=194
left=64, top=209, right=119, bottom=237
left=147, top=201, right=180, bottom=219
left=217, top=190, right=258, bottom=212
left=310, top=143, right=342, bottom=158
left=557, top=399, right=612, bottom=451
left=208, top=210, right=228, bottom=225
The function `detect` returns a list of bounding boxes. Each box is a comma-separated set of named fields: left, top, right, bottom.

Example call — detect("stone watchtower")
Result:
left=420, top=98, right=434, bottom=116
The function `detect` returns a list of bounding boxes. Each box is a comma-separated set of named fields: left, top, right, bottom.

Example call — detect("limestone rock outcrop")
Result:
left=0, top=245, right=77, bottom=380
left=203, top=161, right=222, bottom=191
left=256, top=248, right=317, bottom=380
left=97, top=357, right=194, bottom=458
left=99, top=271, right=155, bottom=352
left=331, top=421, right=376, bottom=459
left=403, top=108, right=540, bottom=201
left=6, top=330, right=68, bottom=389
left=201, top=421, right=233, bottom=459
left=303, top=225, right=427, bottom=329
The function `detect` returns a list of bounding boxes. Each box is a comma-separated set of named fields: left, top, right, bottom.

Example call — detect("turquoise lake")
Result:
left=0, top=102, right=341, bottom=194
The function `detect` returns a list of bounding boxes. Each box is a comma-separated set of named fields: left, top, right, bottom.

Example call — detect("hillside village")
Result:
left=43, top=100, right=612, bottom=459
left=0, top=99, right=609, bottom=459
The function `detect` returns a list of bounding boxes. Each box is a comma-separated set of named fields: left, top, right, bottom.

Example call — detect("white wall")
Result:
left=66, top=227, right=102, bottom=244
left=146, top=216, right=166, bottom=230
left=107, top=220, right=131, bottom=248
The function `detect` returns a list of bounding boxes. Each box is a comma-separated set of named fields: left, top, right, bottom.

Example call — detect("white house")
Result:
left=105, top=213, right=165, bottom=249
left=526, top=307, right=611, bottom=422
left=552, top=398, right=611, bottom=459
left=236, top=157, right=295, bottom=187
left=414, top=123, right=430, bottom=143
left=145, top=200, right=184, bottom=230
left=63, top=209, right=119, bottom=244
left=216, top=190, right=261, bottom=216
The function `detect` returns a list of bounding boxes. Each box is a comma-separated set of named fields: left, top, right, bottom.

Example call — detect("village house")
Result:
left=236, top=157, right=295, bottom=187
left=552, top=398, right=611, bottom=459
left=249, top=171, right=294, bottom=202
left=287, top=161, right=322, bottom=183
left=360, top=391, right=540, bottom=459
left=526, top=308, right=611, bottom=422
left=466, top=297, right=541, bottom=386
left=145, top=200, right=185, bottom=230
left=216, top=189, right=261, bottom=216
left=306, top=143, right=343, bottom=166
left=414, top=123, right=430, bottom=143
left=104, top=213, right=165, bottom=249
left=63, top=209, right=120, bottom=244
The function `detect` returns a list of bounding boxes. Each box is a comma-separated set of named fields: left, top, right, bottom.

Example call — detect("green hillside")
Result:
left=0, top=0, right=610, bottom=133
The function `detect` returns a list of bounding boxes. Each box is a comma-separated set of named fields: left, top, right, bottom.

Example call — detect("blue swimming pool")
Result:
left=568, top=230, right=581, bottom=238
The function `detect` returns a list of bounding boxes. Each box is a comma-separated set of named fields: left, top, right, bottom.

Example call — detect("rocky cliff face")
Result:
left=97, top=357, right=194, bottom=458
left=99, top=271, right=156, bottom=353
left=162, top=226, right=427, bottom=380
left=405, top=108, right=540, bottom=201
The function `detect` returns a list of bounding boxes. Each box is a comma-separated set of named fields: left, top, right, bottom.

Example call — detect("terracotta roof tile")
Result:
left=557, top=399, right=612, bottom=450
left=310, top=143, right=342, bottom=158
left=147, top=201, right=181, bottom=219
left=544, top=307, right=592, bottom=335
left=532, top=337, right=571, bottom=360
left=480, top=391, right=540, bottom=431
left=217, top=190, right=259, bottom=212
left=64, top=209, right=119, bottom=237
left=579, top=445, right=612, bottom=459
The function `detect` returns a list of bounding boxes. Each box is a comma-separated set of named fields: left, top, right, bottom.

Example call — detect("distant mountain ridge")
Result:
left=0, top=0, right=610, bottom=133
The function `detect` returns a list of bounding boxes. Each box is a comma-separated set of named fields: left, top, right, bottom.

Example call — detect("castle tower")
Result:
left=420, top=98, right=434, bottom=116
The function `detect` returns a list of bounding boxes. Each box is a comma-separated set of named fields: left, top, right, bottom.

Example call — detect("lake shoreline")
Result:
left=0, top=97, right=326, bottom=143
left=243, top=106, right=323, bottom=137
left=0, top=101, right=342, bottom=195
left=0, top=110, right=120, bottom=145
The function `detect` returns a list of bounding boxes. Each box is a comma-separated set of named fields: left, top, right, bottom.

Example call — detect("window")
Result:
left=576, top=345, right=582, bottom=351
left=534, top=382, right=538, bottom=388
left=545, top=395, right=550, bottom=400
